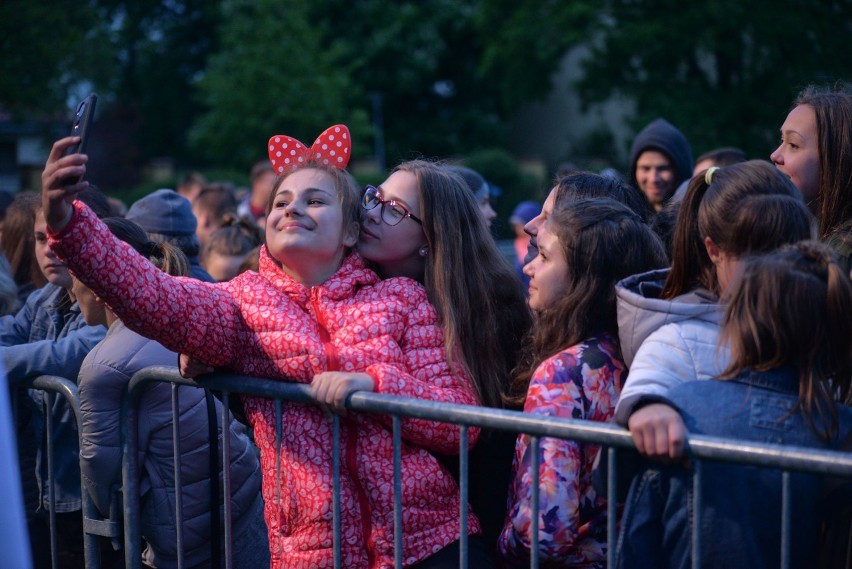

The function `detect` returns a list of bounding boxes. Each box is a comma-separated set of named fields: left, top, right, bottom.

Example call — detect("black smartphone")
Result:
left=62, top=93, right=97, bottom=157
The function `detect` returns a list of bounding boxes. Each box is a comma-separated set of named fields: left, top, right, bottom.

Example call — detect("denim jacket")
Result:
left=0, top=284, right=106, bottom=512
left=615, top=366, right=852, bottom=569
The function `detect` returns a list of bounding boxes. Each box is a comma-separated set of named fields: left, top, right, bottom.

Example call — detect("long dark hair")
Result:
left=719, top=241, right=852, bottom=439
left=662, top=160, right=813, bottom=299
left=506, top=198, right=667, bottom=405
left=395, top=160, right=531, bottom=409
left=103, top=218, right=190, bottom=277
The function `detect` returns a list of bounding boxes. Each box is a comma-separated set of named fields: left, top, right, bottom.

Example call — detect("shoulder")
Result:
left=535, top=335, right=625, bottom=385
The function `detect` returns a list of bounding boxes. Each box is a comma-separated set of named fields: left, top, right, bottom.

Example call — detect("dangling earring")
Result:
left=419, top=246, right=428, bottom=257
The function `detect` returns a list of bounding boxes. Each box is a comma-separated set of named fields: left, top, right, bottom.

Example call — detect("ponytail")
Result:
left=661, top=175, right=713, bottom=298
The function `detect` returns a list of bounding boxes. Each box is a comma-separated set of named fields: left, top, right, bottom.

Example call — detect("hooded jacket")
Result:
left=50, top=201, right=480, bottom=569
left=629, top=119, right=694, bottom=199
left=78, top=321, right=265, bottom=569
left=614, top=269, right=726, bottom=426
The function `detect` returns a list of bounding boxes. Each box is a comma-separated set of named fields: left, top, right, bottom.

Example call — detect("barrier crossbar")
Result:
left=25, top=368, right=852, bottom=568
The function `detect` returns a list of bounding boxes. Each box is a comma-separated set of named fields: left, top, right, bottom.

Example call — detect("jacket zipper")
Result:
left=311, top=289, right=376, bottom=567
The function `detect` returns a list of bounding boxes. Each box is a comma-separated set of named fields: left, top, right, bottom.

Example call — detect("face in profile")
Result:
left=33, top=210, right=72, bottom=289
left=71, top=276, right=107, bottom=326
left=523, top=187, right=557, bottom=265
left=770, top=104, right=820, bottom=206
left=523, top=222, right=568, bottom=312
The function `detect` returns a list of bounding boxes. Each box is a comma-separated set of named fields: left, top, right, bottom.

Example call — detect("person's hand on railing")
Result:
left=179, top=353, right=214, bottom=378
left=627, top=402, right=687, bottom=461
left=310, top=372, right=375, bottom=416
left=41, top=137, right=89, bottom=232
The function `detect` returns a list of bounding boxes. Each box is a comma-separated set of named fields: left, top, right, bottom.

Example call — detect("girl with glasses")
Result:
left=41, top=127, right=487, bottom=569
left=357, top=160, right=531, bottom=557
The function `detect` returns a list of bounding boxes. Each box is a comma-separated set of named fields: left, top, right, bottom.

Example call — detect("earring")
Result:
left=419, top=246, right=428, bottom=257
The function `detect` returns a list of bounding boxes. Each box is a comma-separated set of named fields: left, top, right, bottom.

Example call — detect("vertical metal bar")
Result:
left=171, top=384, right=184, bottom=569
left=222, top=392, right=233, bottom=569
left=45, top=391, right=58, bottom=569
left=458, top=426, right=469, bottom=569
left=780, top=471, right=791, bottom=569
left=393, top=416, right=403, bottom=569
left=332, top=414, right=341, bottom=569
left=530, top=435, right=540, bottom=569
left=606, top=447, right=617, bottom=569
left=122, top=396, right=141, bottom=568
left=274, top=399, right=283, bottom=565
left=691, top=460, right=702, bottom=569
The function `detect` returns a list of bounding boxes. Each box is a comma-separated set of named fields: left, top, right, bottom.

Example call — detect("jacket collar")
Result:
left=730, top=366, right=799, bottom=395
left=258, top=247, right=379, bottom=305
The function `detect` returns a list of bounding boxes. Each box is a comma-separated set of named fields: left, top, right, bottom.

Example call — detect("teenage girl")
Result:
left=771, top=84, right=852, bottom=271
left=615, top=161, right=813, bottom=460
left=497, top=198, right=667, bottom=567
left=41, top=126, right=485, bottom=569
left=616, top=241, right=852, bottom=568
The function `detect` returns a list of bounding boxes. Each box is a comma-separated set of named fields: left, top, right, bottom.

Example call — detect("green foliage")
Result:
left=189, top=0, right=370, bottom=170
left=576, top=0, right=852, bottom=158
left=0, top=0, right=107, bottom=117
left=464, top=148, right=546, bottom=238
left=475, top=0, right=597, bottom=114
left=315, top=0, right=507, bottom=163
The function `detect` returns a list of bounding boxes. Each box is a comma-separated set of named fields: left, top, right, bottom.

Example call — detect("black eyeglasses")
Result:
left=362, top=185, right=422, bottom=226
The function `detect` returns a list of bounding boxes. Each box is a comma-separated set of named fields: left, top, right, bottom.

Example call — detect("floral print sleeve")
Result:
left=497, top=334, right=625, bottom=568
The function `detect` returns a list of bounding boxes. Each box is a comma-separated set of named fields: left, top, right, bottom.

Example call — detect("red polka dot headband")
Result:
left=267, top=124, right=351, bottom=174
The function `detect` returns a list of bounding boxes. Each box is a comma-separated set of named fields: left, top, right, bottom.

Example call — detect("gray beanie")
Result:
left=126, top=189, right=197, bottom=236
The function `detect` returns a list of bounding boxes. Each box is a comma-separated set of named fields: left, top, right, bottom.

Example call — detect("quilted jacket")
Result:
left=613, top=269, right=727, bottom=426
left=78, top=321, right=265, bottom=569
left=50, top=201, right=481, bottom=569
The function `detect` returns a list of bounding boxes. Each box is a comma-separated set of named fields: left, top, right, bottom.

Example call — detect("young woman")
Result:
left=42, top=126, right=484, bottom=569
left=615, top=161, right=813, bottom=459
left=771, top=84, right=852, bottom=271
left=75, top=217, right=267, bottom=569
left=615, top=241, right=852, bottom=569
left=497, top=198, right=667, bottom=567
left=355, top=160, right=531, bottom=553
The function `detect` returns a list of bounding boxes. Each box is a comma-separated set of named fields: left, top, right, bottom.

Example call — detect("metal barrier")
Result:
left=118, top=366, right=852, bottom=569
left=19, top=368, right=852, bottom=568
left=23, top=375, right=120, bottom=569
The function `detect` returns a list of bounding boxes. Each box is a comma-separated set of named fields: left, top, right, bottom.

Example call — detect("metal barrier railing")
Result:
left=24, top=376, right=120, bottom=569
left=119, top=366, right=852, bottom=569
left=24, top=368, right=852, bottom=568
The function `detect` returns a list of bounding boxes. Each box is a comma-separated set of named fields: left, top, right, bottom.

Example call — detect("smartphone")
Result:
left=62, top=93, right=97, bottom=157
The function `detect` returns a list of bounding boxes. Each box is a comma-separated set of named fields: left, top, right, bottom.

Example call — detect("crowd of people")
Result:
left=4, top=83, right=851, bottom=569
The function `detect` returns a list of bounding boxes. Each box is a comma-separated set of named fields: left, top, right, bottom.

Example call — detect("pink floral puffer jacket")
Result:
left=50, top=202, right=481, bottom=569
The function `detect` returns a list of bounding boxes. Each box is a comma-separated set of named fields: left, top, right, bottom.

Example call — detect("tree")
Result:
left=314, top=0, right=507, bottom=164
left=0, top=0, right=107, bottom=117
left=476, top=0, right=852, bottom=162
left=576, top=0, right=852, bottom=158
left=189, top=0, right=369, bottom=170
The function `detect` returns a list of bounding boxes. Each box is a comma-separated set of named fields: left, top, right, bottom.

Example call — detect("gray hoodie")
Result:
left=614, top=269, right=727, bottom=426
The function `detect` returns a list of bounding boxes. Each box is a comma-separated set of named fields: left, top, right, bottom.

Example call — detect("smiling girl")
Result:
left=41, top=126, right=484, bottom=569
left=497, top=198, right=666, bottom=567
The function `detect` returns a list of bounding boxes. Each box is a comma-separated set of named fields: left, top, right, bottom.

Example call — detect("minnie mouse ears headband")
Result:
left=267, top=124, right=351, bottom=174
